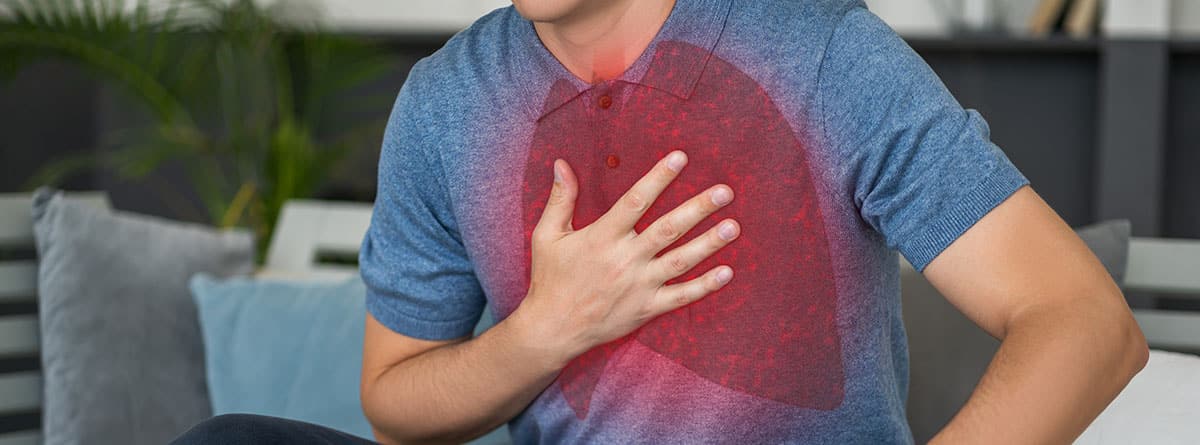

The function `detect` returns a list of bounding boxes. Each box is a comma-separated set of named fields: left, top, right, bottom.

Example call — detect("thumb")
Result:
left=536, top=159, right=578, bottom=235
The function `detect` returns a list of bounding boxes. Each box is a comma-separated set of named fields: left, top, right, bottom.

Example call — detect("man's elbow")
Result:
left=1052, top=288, right=1149, bottom=384
left=1117, top=311, right=1150, bottom=379
left=360, top=382, right=463, bottom=445
left=1085, top=288, right=1151, bottom=384
left=360, top=373, right=408, bottom=445
left=1085, top=284, right=1150, bottom=381
left=360, top=382, right=391, bottom=444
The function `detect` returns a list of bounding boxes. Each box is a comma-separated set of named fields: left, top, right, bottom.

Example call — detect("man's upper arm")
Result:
left=357, top=61, right=487, bottom=438
left=922, top=186, right=1128, bottom=338
left=359, top=60, right=486, bottom=343
left=815, top=7, right=1127, bottom=334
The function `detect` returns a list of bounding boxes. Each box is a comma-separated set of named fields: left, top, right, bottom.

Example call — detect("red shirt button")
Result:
left=605, top=154, right=620, bottom=168
left=598, top=95, right=613, bottom=109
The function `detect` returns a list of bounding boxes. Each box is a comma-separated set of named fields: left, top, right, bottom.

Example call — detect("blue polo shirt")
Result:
left=360, top=0, right=1028, bottom=443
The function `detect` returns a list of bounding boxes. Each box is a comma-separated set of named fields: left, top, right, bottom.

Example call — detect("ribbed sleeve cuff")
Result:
left=901, top=166, right=1030, bottom=272
left=365, top=289, right=481, bottom=341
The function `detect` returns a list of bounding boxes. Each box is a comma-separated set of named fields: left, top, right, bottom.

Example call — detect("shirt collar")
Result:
left=523, top=0, right=733, bottom=121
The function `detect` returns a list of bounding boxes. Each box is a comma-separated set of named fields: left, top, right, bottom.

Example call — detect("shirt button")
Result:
left=598, top=95, right=613, bottom=109
left=606, top=155, right=620, bottom=168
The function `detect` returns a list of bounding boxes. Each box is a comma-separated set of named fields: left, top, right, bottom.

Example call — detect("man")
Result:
left=175, top=0, right=1148, bottom=443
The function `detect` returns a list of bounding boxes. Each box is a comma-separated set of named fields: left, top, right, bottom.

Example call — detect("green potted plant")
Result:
left=1, top=0, right=393, bottom=254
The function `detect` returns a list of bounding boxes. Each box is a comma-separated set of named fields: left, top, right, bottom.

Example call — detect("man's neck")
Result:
left=533, top=0, right=675, bottom=84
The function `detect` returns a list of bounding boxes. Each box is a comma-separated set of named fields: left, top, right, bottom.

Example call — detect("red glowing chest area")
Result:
left=520, top=41, right=844, bottom=419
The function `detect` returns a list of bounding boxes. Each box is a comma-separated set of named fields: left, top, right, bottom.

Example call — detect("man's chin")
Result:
left=511, top=0, right=600, bottom=24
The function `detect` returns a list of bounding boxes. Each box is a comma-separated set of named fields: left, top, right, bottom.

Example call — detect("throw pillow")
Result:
left=31, top=188, right=255, bottom=445
left=190, top=275, right=374, bottom=438
left=1076, top=219, right=1133, bottom=284
left=190, top=274, right=511, bottom=444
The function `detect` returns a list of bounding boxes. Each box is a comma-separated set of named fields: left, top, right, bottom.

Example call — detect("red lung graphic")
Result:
left=522, top=41, right=844, bottom=419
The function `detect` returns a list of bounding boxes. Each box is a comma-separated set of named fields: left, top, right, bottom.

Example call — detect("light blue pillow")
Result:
left=190, top=274, right=510, bottom=444
left=191, top=275, right=375, bottom=438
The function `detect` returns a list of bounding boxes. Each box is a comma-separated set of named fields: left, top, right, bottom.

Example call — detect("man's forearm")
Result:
left=361, top=307, right=566, bottom=444
left=930, top=298, right=1148, bottom=444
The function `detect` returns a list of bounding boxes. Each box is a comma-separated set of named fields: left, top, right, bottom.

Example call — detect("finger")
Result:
left=637, top=184, right=734, bottom=255
left=649, top=219, right=739, bottom=282
left=534, top=159, right=578, bottom=238
left=649, top=265, right=733, bottom=315
left=594, top=150, right=687, bottom=236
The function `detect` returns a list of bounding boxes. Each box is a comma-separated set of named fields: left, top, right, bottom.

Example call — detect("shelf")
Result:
left=1171, top=39, right=1200, bottom=54
left=905, top=33, right=1101, bottom=54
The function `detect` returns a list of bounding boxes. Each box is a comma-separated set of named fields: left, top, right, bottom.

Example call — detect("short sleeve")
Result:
left=359, top=62, right=486, bottom=340
left=817, top=6, right=1030, bottom=271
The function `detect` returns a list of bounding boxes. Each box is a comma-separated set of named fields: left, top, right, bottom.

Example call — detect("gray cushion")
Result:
left=1076, top=219, right=1132, bottom=285
left=31, top=188, right=255, bottom=445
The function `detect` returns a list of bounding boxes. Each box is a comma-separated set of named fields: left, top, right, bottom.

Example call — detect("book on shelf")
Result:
left=1029, top=0, right=1070, bottom=36
left=1065, top=0, right=1101, bottom=38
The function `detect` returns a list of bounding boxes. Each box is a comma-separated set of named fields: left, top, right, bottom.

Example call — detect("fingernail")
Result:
left=710, top=187, right=732, bottom=206
left=716, top=267, right=733, bottom=284
left=718, top=221, right=738, bottom=241
left=553, top=161, right=563, bottom=184
left=665, top=151, right=686, bottom=172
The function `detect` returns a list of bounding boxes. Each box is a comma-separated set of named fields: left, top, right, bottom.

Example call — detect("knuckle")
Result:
left=656, top=217, right=680, bottom=241
left=709, top=226, right=728, bottom=245
left=667, top=254, right=690, bottom=274
left=656, top=163, right=678, bottom=179
left=582, top=236, right=605, bottom=254
left=673, top=291, right=693, bottom=308
left=623, top=191, right=648, bottom=212
left=695, top=192, right=718, bottom=213
left=547, top=186, right=566, bottom=205
left=531, top=229, right=549, bottom=245
left=607, top=255, right=633, bottom=275
left=535, top=229, right=562, bottom=246
left=707, top=273, right=724, bottom=290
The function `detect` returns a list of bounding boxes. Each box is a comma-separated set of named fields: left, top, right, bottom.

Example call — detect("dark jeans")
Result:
left=171, top=414, right=378, bottom=445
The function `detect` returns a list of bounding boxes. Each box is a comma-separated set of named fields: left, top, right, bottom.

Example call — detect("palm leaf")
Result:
left=24, top=152, right=101, bottom=190
left=7, top=0, right=392, bottom=256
